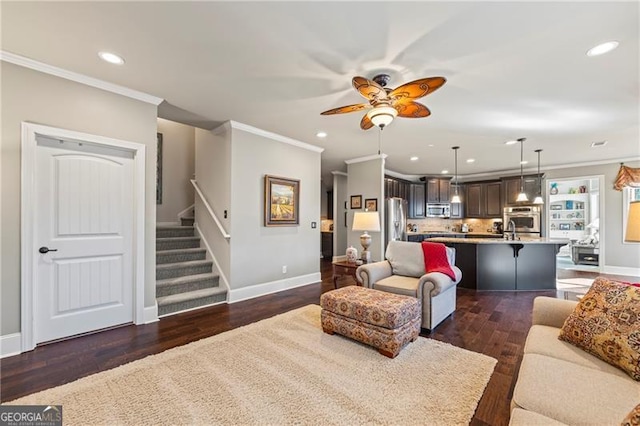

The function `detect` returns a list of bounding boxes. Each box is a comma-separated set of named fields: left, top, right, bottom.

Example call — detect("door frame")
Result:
left=21, top=122, right=146, bottom=352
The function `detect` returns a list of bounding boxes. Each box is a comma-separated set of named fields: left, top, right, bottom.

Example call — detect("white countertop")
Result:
left=425, top=237, right=571, bottom=245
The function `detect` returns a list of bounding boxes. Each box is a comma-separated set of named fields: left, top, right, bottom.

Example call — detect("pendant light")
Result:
left=533, top=149, right=544, bottom=205
left=516, top=137, right=529, bottom=202
left=451, top=146, right=461, bottom=203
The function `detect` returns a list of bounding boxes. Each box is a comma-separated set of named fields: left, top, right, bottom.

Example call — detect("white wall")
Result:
left=229, top=126, right=321, bottom=291
left=0, top=62, right=158, bottom=335
left=332, top=172, right=348, bottom=258
left=546, top=160, right=640, bottom=273
left=346, top=156, right=385, bottom=262
left=156, top=118, right=195, bottom=223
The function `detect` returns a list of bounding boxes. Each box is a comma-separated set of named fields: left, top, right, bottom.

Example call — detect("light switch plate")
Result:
left=311, top=222, right=317, bottom=228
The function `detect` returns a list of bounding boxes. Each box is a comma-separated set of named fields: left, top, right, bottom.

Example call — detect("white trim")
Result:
left=384, top=169, right=422, bottom=182
left=1, top=51, right=163, bottom=106
left=143, top=303, right=159, bottom=324
left=177, top=203, right=195, bottom=219
left=194, top=223, right=231, bottom=295
left=345, top=154, right=388, bottom=165
left=331, top=171, right=348, bottom=177
left=157, top=300, right=226, bottom=318
left=603, top=265, right=640, bottom=277
left=191, top=180, right=230, bottom=239
left=228, top=273, right=321, bottom=303
left=0, top=333, right=22, bottom=358
left=21, top=122, right=146, bottom=352
left=226, top=120, right=325, bottom=153
left=157, top=221, right=180, bottom=226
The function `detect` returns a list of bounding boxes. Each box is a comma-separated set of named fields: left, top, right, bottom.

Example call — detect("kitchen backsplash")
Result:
left=407, top=218, right=502, bottom=233
left=321, top=219, right=334, bottom=232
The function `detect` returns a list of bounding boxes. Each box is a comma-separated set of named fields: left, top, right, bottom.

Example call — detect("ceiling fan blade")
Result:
left=360, top=113, right=374, bottom=130
left=352, top=76, right=388, bottom=101
left=320, top=103, right=369, bottom=115
left=395, top=101, right=431, bottom=118
left=389, top=77, right=446, bottom=101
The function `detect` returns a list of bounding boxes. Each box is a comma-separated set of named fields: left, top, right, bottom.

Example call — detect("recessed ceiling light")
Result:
left=428, top=144, right=434, bottom=147
left=410, top=156, right=419, bottom=161
left=505, top=140, right=518, bottom=145
left=466, top=158, right=475, bottom=163
left=520, top=160, right=529, bottom=165
left=316, top=131, right=327, bottom=138
left=586, top=41, right=619, bottom=57
left=441, top=169, right=449, bottom=174
left=591, top=140, right=608, bottom=147
left=98, top=51, right=125, bottom=65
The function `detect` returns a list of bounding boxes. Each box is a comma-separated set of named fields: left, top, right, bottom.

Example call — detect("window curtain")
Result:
left=614, top=164, right=640, bottom=190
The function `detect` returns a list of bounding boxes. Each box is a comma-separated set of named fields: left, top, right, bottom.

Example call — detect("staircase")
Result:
left=156, top=225, right=226, bottom=316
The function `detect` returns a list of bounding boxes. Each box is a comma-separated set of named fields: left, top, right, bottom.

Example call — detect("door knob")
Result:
left=39, top=246, right=58, bottom=254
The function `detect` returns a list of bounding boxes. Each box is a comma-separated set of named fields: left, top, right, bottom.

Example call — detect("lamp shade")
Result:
left=516, top=192, right=529, bottom=202
left=625, top=201, right=640, bottom=242
left=532, top=195, right=544, bottom=204
left=352, top=211, right=381, bottom=232
left=366, top=105, right=397, bottom=128
left=451, top=194, right=461, bottom=203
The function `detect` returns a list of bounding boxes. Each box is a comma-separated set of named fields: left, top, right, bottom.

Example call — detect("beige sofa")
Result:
left=510, top=296, right=640, bottom=425
left=355, top=240, right=462, bottom=331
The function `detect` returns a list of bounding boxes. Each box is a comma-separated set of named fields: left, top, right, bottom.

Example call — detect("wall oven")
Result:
left=503, top=206, right=541, bottom=235
left=426, top=203, right=451, bottom=218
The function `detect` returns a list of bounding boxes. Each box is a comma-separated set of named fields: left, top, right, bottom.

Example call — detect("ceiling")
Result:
left=2, top=2, right=639, bottom=186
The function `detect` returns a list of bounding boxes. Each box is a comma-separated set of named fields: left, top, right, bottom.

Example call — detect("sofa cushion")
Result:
left=558, top=277, right=640, bottom=380
left=374, top=275, right=419, bottom=297
left=385, top=240, right=455, bottom=278
left=508, top=408, right=566, bottom=426
left=525, top=325, right=630, bottom=379
left=512, top=353, right=639, bottom=425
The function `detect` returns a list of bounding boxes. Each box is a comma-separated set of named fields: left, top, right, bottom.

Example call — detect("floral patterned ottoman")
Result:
left=320, top=286, right=421, bottom=358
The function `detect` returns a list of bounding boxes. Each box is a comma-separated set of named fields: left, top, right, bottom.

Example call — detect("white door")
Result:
left=35, top=135, right=135, bottom=343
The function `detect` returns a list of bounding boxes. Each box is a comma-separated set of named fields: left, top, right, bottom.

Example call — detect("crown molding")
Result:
left=344, top=153, right=388, bottom=165
left=0, top=50, right=163, bottom=106
left=331, top=171, right=348, bottom=176
left=384, top=169, right=422, bottom=182
left=228, top=120, right=324, bottom=153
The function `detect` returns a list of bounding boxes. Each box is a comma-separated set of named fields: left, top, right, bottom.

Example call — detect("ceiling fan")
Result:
left=320, top=74, right=446, bottom=130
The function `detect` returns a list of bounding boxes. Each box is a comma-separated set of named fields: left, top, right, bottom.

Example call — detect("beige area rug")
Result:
left=11, top=305, right=497, bottom=425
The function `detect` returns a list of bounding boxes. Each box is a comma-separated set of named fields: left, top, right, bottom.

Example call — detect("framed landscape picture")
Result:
left=264, top=175, right=300, bottom=226
left=365, top=198, right=377, bottom=212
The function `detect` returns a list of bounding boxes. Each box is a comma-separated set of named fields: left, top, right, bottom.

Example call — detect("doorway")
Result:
left=21, top=123, right=146, bottom=351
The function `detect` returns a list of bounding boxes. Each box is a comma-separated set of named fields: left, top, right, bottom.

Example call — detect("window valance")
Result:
left=614, top=164, right=640, bottom=190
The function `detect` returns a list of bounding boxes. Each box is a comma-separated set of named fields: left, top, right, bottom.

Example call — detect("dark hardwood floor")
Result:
left=1, top=260, right=637, bottom=425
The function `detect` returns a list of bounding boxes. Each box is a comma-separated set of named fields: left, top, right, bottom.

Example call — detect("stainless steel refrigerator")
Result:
left=385, top=197, right=408, bottom=250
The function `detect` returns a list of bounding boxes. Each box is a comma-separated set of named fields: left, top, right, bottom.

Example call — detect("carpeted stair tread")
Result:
left=156, top=248, right=206, bottom=264
left=156, top=259, right=213, bottom=280
left=156, top=227, right=195, bottom=238
left=156, top=273, right=220, bottom=297
left=157, top=287, right=227, bottom=316
left=156, top=236, right=200, bottom=250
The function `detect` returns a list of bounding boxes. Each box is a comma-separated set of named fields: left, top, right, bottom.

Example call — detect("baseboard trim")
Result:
left=228, top=272, right=321, bottom=303
left=143, top=303, right=159, bottom=324
left=603, top=265, right=640, bottom=277
left=1, top=333, right=22, bottom=358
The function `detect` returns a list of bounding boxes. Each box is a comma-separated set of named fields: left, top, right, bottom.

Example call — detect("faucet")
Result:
left=506, top=220, right=517, bottom=241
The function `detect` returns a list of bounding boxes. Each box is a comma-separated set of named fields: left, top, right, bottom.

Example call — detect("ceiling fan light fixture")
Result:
left=366, top=105, right=397, bottom=128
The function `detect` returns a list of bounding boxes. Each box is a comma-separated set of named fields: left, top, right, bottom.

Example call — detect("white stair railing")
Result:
left=191, top=179, right=230, bottom=240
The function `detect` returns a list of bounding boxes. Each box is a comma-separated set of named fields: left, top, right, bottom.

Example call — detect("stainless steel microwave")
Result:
left=426, top=203, right=451, bottom=218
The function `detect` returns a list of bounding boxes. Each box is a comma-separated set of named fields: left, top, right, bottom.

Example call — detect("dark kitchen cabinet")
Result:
left=502, top=176, right=539, bottom=206
left=476, top=243, right=556, bottom=290
left=321, top=232, right=333, bottom=259
left=426, top=178, right=451, bottom=203
left=384, top=176, right=410, bottom=201
left=465, top=181, right=502, bottom=218
left=327, top=191, right=333, bottom=220
left=408, top=183, right=426, bottom=219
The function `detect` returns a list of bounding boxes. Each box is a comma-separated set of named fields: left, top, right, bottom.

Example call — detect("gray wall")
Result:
left=333, top=173, right=348, bottom=258
left=347, top=157, right=385, bottom=261
left=156, top=118, right=195, bottom=223
left=230, top=127, right=321, bottom=289
left=0, top=62, right=158, bottom=335
left=194, top=125, right=232, bottom=284
left=546, top=160, right=640, bottom=270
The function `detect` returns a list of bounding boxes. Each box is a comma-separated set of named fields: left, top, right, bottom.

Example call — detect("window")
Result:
left=623, top=186, right=640, bottom=243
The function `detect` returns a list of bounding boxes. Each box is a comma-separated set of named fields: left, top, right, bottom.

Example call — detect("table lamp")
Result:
left=352, top=211, right=380, bottom=263
left=625, top=201, right=640, bottom=242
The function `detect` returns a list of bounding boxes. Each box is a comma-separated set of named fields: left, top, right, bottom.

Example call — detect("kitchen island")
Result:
left=426, top=237, right=570, bottom=291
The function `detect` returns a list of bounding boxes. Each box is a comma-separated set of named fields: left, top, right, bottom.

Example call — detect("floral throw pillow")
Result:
left=559, top=276, right=640, bottom=381
left=621, top=403, right=640, bottom=426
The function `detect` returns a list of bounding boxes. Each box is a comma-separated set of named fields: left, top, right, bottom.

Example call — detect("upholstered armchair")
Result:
left=356, top=240, right=462, bottom=331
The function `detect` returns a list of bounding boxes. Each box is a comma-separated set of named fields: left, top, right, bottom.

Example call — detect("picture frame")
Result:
left=264, top=175, right=300, bottom=226
left=364, top=198, right=378, bottom=212
left=559, top=223, right=571, bottom=230
left=350, top=195, right=362, bottom=209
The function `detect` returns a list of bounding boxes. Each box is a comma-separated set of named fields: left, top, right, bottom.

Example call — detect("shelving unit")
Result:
left=548, top=193, right=589, bottom=240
